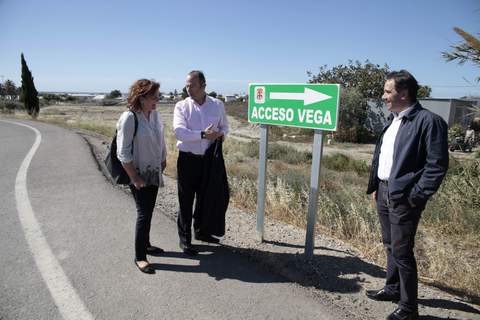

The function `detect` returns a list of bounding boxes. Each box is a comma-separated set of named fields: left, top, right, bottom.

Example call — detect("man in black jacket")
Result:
left=366, top=70, right=449, bottom=320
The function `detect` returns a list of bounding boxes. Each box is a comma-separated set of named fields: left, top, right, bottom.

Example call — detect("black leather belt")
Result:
left=379, top=180, right=388, bottom=185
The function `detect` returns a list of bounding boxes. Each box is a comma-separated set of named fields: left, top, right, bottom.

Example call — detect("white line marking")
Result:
left=2, top=120, right=94, bottom=320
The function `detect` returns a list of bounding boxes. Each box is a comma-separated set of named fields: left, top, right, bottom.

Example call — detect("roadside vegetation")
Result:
left=221, top=137, right=480, bottom=299
left=1, top=32, right=478, bottom=302
left=2, top=96, right=479, bottom=301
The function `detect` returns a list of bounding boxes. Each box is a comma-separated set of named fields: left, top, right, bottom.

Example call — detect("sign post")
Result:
left=248, top=83, right=340, bottom=258
left=305, top=129, right=324, bottom=258
left=256, top=124, right=268, bottom=242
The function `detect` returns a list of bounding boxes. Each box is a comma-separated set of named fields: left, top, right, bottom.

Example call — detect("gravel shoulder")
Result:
left=77, top=127, right=480, bottom=320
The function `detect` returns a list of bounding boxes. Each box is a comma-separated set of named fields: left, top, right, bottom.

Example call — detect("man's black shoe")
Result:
left=179, top=242, right=198, bottom=256
left=194, top=233, right=220, bottom=244
left=366, top=289, right=400, bottom=302
left=386, top=307, right=419, bottom=320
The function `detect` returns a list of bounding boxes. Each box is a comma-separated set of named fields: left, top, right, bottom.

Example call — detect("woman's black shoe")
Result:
left=134, top=260, right=155, bottom=274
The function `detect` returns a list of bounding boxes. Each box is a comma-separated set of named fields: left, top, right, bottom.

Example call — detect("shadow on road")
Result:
left=150, top=242, right=384, bottom=291
left=263, top=239, right=352, bottom=255
left=150, top=244, right=287, bottom=284
left=419, top=317, right=462, bottom=320
left=419, top=298, right=480, bottom=315
left=149, top=242, right=479, bottom=319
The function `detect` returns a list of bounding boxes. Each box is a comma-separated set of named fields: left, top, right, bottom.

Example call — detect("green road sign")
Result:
left=248, top=83, right=340, bottom=131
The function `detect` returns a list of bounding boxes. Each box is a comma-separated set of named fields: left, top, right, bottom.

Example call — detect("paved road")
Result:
left=0, top=120, right=346, bottom=320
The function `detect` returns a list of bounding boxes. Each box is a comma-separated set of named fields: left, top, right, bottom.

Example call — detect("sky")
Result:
left=0, top=0, right=479, bottom=98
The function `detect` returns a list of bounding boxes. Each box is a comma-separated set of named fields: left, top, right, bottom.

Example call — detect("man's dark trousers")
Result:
left=177, top=151, right=204, bottom=245
left=377, top=180, right=421, bottom=313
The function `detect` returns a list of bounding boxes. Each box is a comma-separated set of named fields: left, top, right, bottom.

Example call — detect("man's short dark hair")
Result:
left=188, top=70, right=206, bottom=86
left=386, top=70, right=419, bottom=102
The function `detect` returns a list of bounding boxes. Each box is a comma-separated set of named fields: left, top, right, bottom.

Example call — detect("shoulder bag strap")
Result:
left=130, top=111, right=138, bottom=155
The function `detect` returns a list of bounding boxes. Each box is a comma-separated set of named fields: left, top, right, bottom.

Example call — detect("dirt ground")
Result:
left=39, top=103, right=477, bottom=163
left=78, top=126, right=480, bottom=320
left=3, top=104, right=479, bottom=318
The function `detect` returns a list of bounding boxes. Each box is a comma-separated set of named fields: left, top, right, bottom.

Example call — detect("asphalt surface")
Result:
left=0, top=120, right=345, bottom=320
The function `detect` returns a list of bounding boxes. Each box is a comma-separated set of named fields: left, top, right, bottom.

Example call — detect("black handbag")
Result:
left=104, top=111, right=138, bottom=185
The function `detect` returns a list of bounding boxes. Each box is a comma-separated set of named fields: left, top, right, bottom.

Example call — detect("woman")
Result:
left=116, top=79, right=167, bottom=274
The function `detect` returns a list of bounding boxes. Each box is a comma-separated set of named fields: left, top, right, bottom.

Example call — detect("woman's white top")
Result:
left=116, top=110, right=167, bottom=187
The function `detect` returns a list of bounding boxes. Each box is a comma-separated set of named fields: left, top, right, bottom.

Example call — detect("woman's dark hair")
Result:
left=127, top=79, right=160, bottom=111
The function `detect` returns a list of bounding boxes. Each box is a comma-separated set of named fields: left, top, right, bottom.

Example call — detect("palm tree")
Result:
left=442, top=27, right=480, bottom=81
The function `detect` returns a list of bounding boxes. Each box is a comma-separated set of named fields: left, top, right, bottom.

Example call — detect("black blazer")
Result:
left=367, top=103, right=449, bottom=207
left=199, top=139, right=230, bottom=236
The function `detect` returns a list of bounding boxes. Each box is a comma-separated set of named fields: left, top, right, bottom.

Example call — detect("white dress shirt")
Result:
left=116, top=110, right=167, bottom=187
left=377, top=105, right=414, bottom=181
left=173, top=95, right=229, bottom=155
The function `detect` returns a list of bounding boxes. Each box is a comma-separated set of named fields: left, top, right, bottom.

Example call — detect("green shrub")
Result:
left=426, top=160, right=480, bottom=234
left=0, top=100, right=23, bottom=112
left=225, top=140, right=311, bottom=165
left=270, top=168, right=309, bottom=194
left=267, top=143, right=311, bottom=164
left=224, top=101, right=248, bottom=122
left=268, top=125, right=314, bottom=142
left=322, top=153, right=370, bottom=175
left=225, top=139, right=259, bottom=158
left=102, top=99, right=121, bottom=106
left=448, top=123, right=464, bottom=142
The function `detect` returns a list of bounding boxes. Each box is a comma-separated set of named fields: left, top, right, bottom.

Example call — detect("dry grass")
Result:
left=5, top=106, right=479, bottom=300
left=225, top=135, right=480, bottom=299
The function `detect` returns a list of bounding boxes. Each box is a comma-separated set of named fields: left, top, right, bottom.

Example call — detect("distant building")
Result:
left=68, top=93, right=96, bottom=98
left=93, top=94, right=106, bottom=100
left=224, top=95, right=238, bottom=102
left=373, top=98, right=477, bottom=128
left=418, top=98, right=477, bottom=127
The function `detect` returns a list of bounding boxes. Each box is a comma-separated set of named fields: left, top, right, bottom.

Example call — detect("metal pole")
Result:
left=256, top=124, right=268, bottom=242
left=305, top=129, right=324, bottom=259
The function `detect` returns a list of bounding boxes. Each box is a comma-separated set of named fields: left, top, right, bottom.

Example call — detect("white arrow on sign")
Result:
left=269, top=88, right=332, bottom=106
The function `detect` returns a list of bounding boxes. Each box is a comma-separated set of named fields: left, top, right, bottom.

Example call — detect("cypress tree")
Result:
left=21, top=53, right=39, bottom=118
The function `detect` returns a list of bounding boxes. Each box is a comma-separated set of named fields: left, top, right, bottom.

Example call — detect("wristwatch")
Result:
left=201, top=131, right=206, bottom=139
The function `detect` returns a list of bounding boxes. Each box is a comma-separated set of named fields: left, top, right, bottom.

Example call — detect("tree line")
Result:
left=0, top=53, right=39, bottom=117
left=2, top=26, right=477, bottom=141
left=0, top=79, right=21, bottom=99
left=306, top=60, right=432, bottom=143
